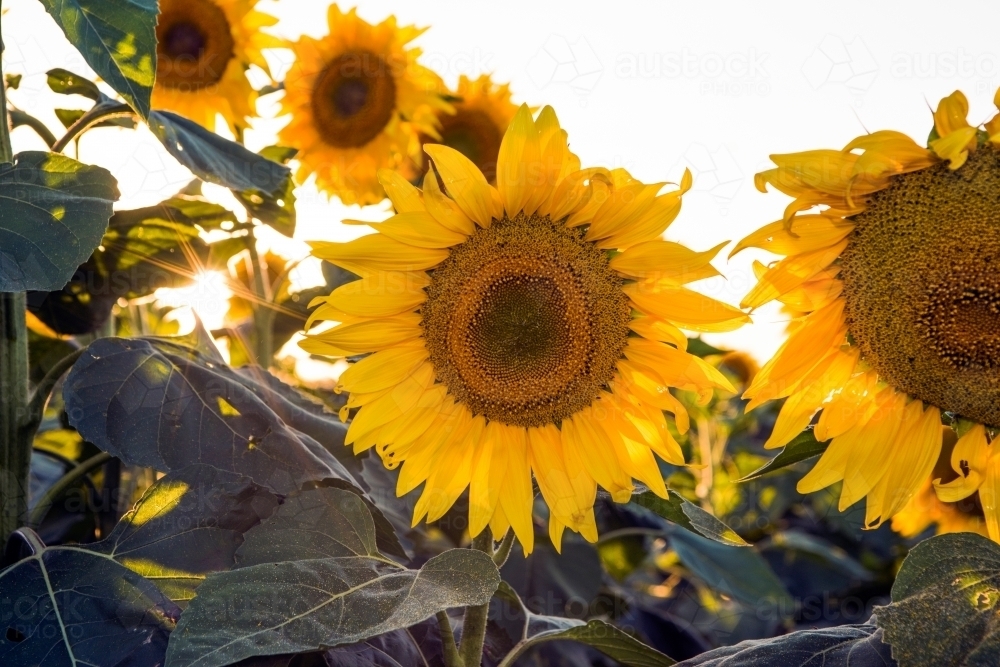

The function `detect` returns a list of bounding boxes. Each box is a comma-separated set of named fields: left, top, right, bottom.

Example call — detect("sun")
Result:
left=302, top=104, right=749, bottom=552
left=736, top=88, right=1000, bottom=537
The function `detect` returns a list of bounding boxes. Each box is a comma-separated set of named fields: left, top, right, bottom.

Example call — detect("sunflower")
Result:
left=413, top=74, right=520, bottom=183
left=152, top=0, right=280, bottom=133
left=302, top=105, right=749, bottom=552
left=278, top=5, right=450, bottom=206
left=736, top=89, right=1000, bottom=536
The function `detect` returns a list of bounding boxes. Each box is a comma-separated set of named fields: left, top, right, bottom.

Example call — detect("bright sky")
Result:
left=4, top=0, right=999, bottom=365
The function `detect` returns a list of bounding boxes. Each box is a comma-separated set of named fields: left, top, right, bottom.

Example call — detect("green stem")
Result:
left=436, top=611, right=464, bottom=667
left=27, top=451, right=112, bottom=529
left=0, top=293, right=30, bottom=542
left=9, top=110, right=56, bottom=148
left=23, top=348, right=85, bottom=438
left=459, top=527, right=494, bottom=666
left=493, top=529, right=516, bottom=568
left=244, top=233, right=274, bottom=366
left=50, top=101, right=133, bottom=154
left=0, top=7, right=13, bottom=165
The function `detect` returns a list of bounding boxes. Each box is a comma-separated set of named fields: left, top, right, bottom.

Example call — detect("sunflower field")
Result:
left=1, top=1, right=998, bottom=666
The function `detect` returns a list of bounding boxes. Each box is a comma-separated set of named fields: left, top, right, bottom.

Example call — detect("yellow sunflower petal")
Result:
left=310, top=235, right=448, bottom=275
left=424, top=144, right=503, bottom=227
left=496, top=104, right=543, bottom=216
left=625, top=283, right=750, bottom=333
left=934, top=424, right=990, bottom=502
left=422, top=170, right=476, bottom=235
left=372, top=211, right=469, bottom=249
left=740, top=240, right=848, bottom=310
left=610, top=240, right=725, bottom=283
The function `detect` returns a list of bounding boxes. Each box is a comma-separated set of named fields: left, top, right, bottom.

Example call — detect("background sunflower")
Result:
left=278, top=5, right=450, bottom=205
left=152, top=0, right=282, bottom=133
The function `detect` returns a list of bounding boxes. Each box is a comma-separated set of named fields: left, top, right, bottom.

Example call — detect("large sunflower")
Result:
left=303, top=105, right=749, bottom=552
left=152, top=0, right=280, bottom=133
left=736, top=89, right=1000, bottom=536
left=413, top=74, right=520, bottom=183
left=278, top=5, right=450, bottom=205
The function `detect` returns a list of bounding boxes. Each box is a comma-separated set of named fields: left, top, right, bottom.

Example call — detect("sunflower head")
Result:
left=303, top=105, right=749, bottom=552
left=152, top=0, right=281, bottom=132
left=414, top=74, right=520, bottom=183
left=737, top=88, right=1000, bottom=539
left=279, top=5, right=450, bottom=205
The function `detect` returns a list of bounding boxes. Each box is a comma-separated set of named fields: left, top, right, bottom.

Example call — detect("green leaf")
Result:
left=46, top=67, right=103, bottom=101
left=232, top=146, right=298, bottom=237
left=739, top=429, right=829, bottom=482
left=89, top=464, right=279, bottom=604
left=0, top=151, right=118, bottom=291
left=673, top=622, right=892, bottom=666
left=494, top=583, right=675, bottom=667
left=0, top=528, right=179, bottom=667
left=5, top=73, right=22, bottom=89
left=877, top=532, right=1000, bottom=667
left=38, top=0, right=157, bottom=117
left=669, top=528, right=792, bottom=610
left=164, top=488, right=500, bottom=667
left=63, top=337, right=360, bottom=495
left=631, top=490, right=749, bottom=547
left=148, top=111, right=291, bottom=195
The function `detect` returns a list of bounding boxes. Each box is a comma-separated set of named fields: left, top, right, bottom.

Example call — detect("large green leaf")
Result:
left=674, top=622, right=893, bottom=666
left=89, top=464, right=279, bottom=604
left=877, top=532, right=1000, bottom=666
left=739, top=429, right=829, bottom=482
left=232, top=146, right=298, bottom=237
left=38, top=0, right=157, bottom=117
left=63, top=337, right=360, bottom=495
left=493, top=583, right=676, bottom=667
left=631, top=490, right=749, bottom=547
left=0, top=151, right=118, bottom=291
left=0, top=528, right=179, bottom=667
left=148, top=111, right=292, bottom=195
left=669, top=528, right=792, bottom=610
left=164, top=488, right=500, bottom=667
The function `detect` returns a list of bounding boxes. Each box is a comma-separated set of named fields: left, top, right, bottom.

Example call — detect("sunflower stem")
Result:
left=0, top=292, right=30, bottom=544
left=27, top=451, right=112, bottom=529
left=50, top=102, right=133, bottom=154
left=436, top=611, right=464, bottom=667
left=0, top=9, right=13, bottom=165
left=459, top=527, right=494, bottom=666
left=244, top=232, right=274, bottom=367
left=493, top=528, right=515, bottom=568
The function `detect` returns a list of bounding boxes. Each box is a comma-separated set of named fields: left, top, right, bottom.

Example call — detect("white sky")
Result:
left=4, top=0, right=999, bottom=364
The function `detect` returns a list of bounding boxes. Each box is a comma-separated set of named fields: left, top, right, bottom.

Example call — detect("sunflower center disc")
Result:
left=842, top=146, right=1000, bottom=426
left=422, top=213, right=630, bottom=427
left=156, top=0, right=235, bottom=90
left=436, top=109, right=503, bottom=182
left=312, top=51, right=397, bottom=148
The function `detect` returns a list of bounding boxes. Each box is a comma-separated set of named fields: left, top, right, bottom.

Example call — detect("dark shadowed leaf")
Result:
left=631, top=491, right=748, bottom=547
left=0, top=152, right=118, bottom=291
left=148, top=111, right=291, bottom=194
left=501, top=536, right=603, bottom=616
left=63, top=337, right=363, bottom=494
left=877, top=532, right=1000, bottom=667
left=46, top=67, right=103, bottom=100
left=38, top=0, right=157, bottom=117
left=233, top=146, right=298, bottom=236
left=739, top=429, right=829, bottom=482
left=492, top=583, right=675, bottom=667
left=0, top=528, right=179, bottom=667
left=668, top=529, right=792, bottom=610
left=675, top=622, right=894, bottom=666
left=324, top=624, right=442, bottom=667
left=89, top=464, right=279, bottom=603
left=165, top=488, right=499, bottom=667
